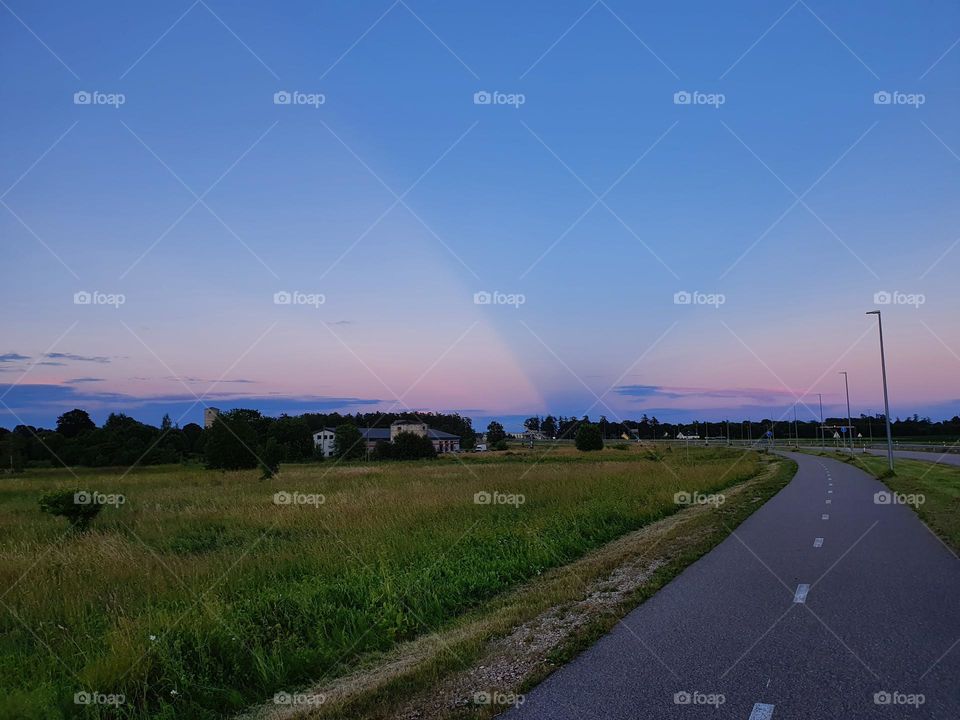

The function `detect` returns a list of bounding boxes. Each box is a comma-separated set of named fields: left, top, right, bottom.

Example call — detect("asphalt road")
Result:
left=503, top=451, right=960, bottom=719
left=859, top=447, right=960, bottom=467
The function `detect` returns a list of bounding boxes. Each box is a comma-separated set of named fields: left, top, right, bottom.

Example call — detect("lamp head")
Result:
left=866, top=310, right=880, bottom=316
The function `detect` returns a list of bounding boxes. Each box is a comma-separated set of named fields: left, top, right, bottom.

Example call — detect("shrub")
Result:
left=259, top=438, right=281, bottom=479
left=371, top=440, right=393, bottom=460
left=492, top=439, right=508, bottom=451
left=38, top=489, right=103, bottom=531
left=204, top=410, right=260, bottom=470
left=575, top=423, right=604, bottom=451
left=334, top=424, right=365, bottom=460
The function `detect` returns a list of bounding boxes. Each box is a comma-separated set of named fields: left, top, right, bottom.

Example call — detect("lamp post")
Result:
left=839, top=371, right=853, bottom=453
left=866, top=311, right=895, bottom=473
left=818, top=393, right=824, bottom=450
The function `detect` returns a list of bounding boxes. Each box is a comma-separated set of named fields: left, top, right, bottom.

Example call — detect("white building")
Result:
left=203, top=407, right=221, bottom=429
left=313, top=419, right=461, bottom=457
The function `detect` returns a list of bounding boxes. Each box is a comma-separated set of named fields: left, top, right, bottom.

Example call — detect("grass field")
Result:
left=816, top=451, right=960, bottom=553
left=1, top=445, right=769, bottom=719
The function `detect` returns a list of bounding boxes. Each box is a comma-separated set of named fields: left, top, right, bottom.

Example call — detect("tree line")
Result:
left=0, top=408, right=477, bottom=472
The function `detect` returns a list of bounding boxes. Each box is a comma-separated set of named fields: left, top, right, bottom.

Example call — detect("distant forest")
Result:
left=1, top=408, right=958, bottom=471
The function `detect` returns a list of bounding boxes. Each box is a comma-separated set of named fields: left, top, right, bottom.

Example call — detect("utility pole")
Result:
left=866, top=311, right=895, bottom=473
left=839, top=371, right=853, bottom=453
left=818, top=393, right=824, bottom=450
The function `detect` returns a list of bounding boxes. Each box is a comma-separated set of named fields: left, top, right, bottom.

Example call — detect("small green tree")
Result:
left=204, top=410, right=260, bottom=470
left=391, top=431, right=437, bottom=460
left=55, top=408, right=96, bottom=439
left=259, top=437, right=281, bottom=479
left=575, top=423, right=604, bottom=451
left=334, top=424, right=365, bottom=460
left=39, top=489, right=103, bottom=531
left=486, top=421, right=506, bottom=445
left=371, top=440, right=393, bottom=460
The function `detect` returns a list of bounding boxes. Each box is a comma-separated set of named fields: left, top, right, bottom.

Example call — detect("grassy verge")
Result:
left=248, top=453, right=796, bottom=720
left=1, top=445, right=780, bottom=720
left=803, top=450, right=960, bottom=554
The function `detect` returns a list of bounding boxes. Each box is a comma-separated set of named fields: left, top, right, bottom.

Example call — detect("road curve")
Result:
left=503, top=451, right=960, bottom=719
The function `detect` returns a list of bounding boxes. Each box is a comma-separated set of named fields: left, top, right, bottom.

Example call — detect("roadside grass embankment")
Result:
left=0, top=445, right=791, bottom=720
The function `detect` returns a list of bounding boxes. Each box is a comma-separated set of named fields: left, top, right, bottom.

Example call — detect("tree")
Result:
left=56, top=409, right=95, bottom=439
left=486, top=421, right=506, bottom=445
left=541, top=415, right=557, bottom=438
left=575, top=423, right=603, bottom=451
left=39, top=489, right=103, bottom=531
left=391, top=431, right=437, bottom=460
left=204, top=410, right=259, bottom=470
left=523, top=416, right=541, bottom=432
left=371, top=440, right=393, bottom=460
left=334, top=423, right=365, bottom=460
left=259, top=437, right=282, bottom=479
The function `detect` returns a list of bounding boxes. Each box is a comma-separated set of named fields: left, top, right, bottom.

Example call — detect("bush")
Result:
left=575, top=423, right=604, bottom=451
left=38, top=489, right=103, bottom=531
left=371, top=440, right=393, bottom=460
left=391, top=432, right=437, bottom=460
left=259, top=438, right=281, bottom=479
left=333, top=424, right=365, bottom=460
left=204, top=410, right=260, bottom=470
left=492, top=439, right=508, bottom=451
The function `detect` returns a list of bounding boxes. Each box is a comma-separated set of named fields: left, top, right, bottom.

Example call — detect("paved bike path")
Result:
left=504, top=451, right=960, bottom=719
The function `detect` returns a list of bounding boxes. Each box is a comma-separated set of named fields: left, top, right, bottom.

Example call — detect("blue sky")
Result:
left=2, top=0, right=959, bottom=430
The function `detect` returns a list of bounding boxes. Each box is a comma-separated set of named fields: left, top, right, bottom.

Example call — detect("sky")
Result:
left=2, top=0, right=959, bottom=431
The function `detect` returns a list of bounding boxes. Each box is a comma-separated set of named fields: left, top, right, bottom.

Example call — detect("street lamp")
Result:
left=866, top=311, right=895, bottom=473
left=838, top=371, right=853, bottom=453
left=818, top=393, right=824, bottom=450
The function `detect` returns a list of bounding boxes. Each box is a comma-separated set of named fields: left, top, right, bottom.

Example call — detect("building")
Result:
left=203, top=407, right=221, bottom=429
left=313, top=419, right=461, bottom=457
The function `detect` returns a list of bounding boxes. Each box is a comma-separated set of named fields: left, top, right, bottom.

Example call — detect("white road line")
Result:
left=749, top=702, right=776, bottom=719
left=822, top=514, right=830, bottom=520
left=793, top=584, right=810, bottom=603
left=826, top=499, right=832, bottom=504
left=814, top=537, right=824, bottom=547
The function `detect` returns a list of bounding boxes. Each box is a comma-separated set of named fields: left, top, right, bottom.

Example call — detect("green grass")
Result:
left=808, top=451, right=960, bottom=553
left=0, top=445, right=766, bottom=719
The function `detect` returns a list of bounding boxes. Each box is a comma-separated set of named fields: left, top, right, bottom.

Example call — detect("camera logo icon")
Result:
left=473, top=91, right=492, bottom=105
left=873, top=291, right=892, bottom=305
left=74, top=91, right=92, bottom=105
left=474, top=491, right=492, bottom=505
left=874, top=491, right=892, bottom=505
left=274, top=91, right=292, bottom=105
left=273, top=291, right=292, bottom=305
left=74, top=291, right=92, bottom=305
left=74, top=491, right=92, bottom=505
left=273, top=491, right=292, bottom=505
left=474, top=291, right=492, bottom=305
left=673, top=91, right=692, bottom=105
left=673, top=291, right=692, bottom=304
left=873, top=91, right=892, bottom=105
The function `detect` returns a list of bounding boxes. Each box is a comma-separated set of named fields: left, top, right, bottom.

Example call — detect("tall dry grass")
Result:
left=0, top=445, right=759, bottom=719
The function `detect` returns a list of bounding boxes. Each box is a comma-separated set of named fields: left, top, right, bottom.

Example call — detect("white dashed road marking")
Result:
left=793, top=584, right=810, bottom=603
left=826, top=499, right=832, bottom=504
left=813, top=537, right=824, bottom=548
left=822, top=514, right=829, bottom=520
left=749, top=702, right=776, bottom=719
